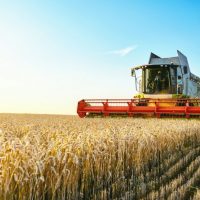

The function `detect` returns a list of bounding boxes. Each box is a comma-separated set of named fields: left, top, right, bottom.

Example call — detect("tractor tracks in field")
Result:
left=115, top=146, right=200, bottom=200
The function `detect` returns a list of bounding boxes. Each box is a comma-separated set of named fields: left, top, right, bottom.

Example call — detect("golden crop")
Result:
left=0, top=114, right=199, bottom=200
left=193, top=190, right=200, bottom=200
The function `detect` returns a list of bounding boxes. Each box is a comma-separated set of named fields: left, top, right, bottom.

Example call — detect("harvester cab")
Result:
left=77, top=50, right=200, bottom=118
left=131, top=50, right=200, bottom=98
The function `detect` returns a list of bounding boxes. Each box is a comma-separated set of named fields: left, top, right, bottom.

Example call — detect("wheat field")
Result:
left=0, top=114, right=199, bottom=200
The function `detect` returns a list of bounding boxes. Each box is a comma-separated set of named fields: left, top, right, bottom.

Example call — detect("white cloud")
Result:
left=107, top=45, right=138, bottom=56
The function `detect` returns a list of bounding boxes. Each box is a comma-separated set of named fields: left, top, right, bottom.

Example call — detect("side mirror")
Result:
left=131, top=69, right=136, bottom=77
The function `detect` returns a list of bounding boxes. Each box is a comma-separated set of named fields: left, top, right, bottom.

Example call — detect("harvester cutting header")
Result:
left=77, top=50, right=200, bottom=118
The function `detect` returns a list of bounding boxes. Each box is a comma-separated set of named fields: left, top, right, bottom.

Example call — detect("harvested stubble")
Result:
left=0, top=114, right=200, bottom=200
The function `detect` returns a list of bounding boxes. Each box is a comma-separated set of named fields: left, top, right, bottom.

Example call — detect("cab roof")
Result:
left=132, top=64, right=179, bottom=70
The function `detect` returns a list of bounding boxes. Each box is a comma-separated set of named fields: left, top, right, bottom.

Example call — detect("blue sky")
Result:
left=0, top=0, right=200, bottom=114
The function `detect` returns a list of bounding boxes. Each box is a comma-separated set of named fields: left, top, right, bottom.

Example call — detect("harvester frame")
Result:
left=77, top=50, right=200, bottom=118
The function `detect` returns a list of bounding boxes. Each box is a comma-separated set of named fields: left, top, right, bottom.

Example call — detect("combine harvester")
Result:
left=77, top=50, right=200, bottom=118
